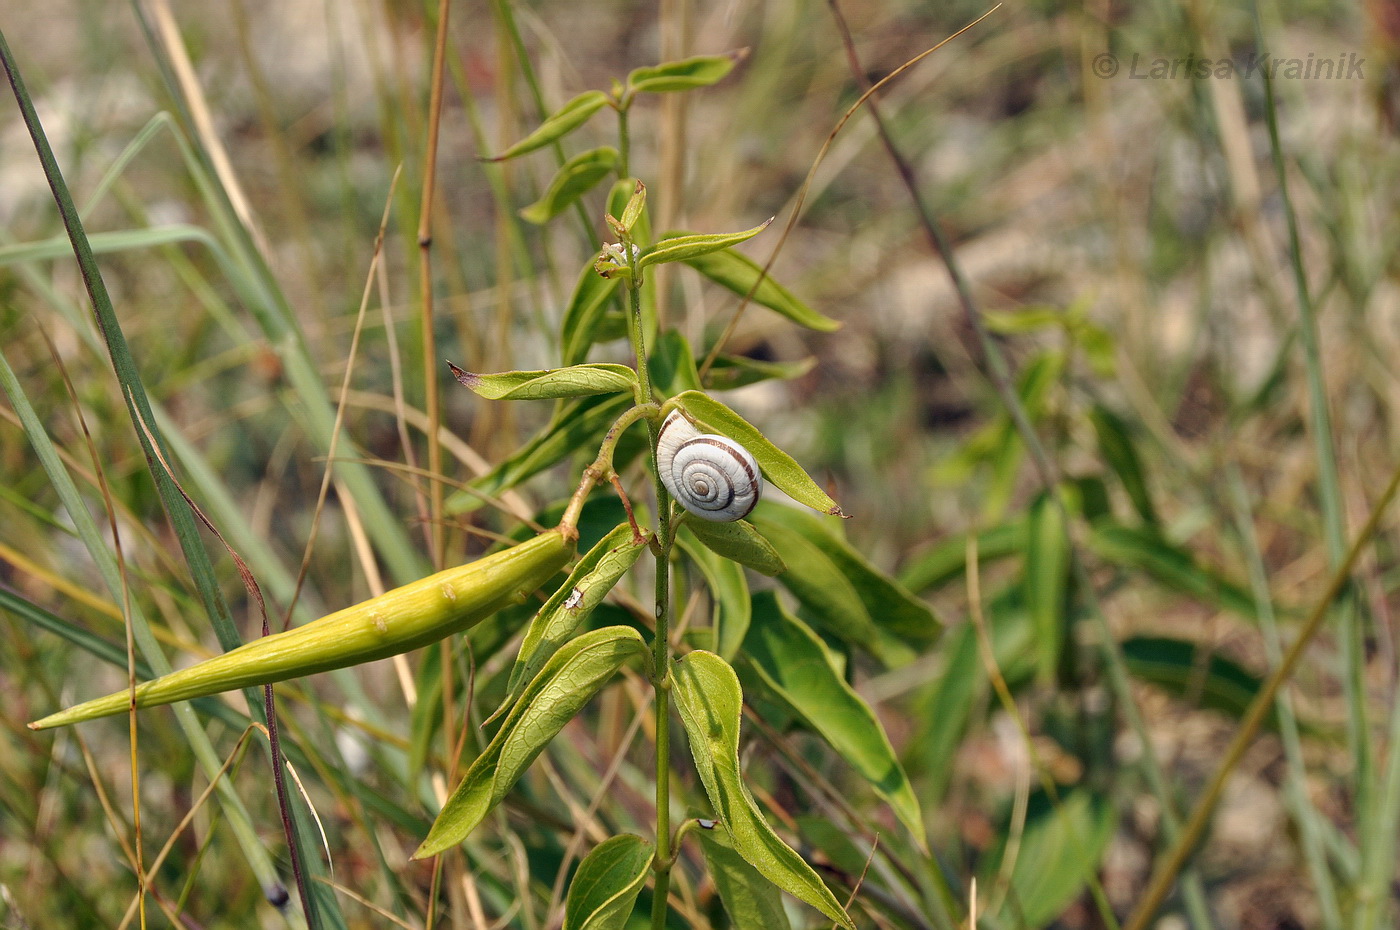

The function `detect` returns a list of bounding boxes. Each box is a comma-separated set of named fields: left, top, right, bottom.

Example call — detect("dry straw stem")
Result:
left=696, top=4, right=1003, bottom=378
left=418, top=0, right=452, bottom=571
left=1123, top=458, right=1400, bottom=930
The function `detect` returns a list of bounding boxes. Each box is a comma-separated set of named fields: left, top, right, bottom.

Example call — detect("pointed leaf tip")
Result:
left=447, top=361, right=482, bottom=390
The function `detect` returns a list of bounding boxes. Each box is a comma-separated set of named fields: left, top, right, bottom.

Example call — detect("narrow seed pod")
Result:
left=29, top=529, right=575, bottom=730
left=656, top=410, right=762, bottom=522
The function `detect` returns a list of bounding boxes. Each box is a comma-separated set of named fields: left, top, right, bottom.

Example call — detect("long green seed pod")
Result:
left=30, top=529, right=575, bottom=730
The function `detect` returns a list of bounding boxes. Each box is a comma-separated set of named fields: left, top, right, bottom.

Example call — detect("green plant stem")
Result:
left=618, top=106, right=631, bottom=180
left=650, top=530, right=674, bottom=930
left=619, top=221, right=674, bottom=930
left=558, top=403, right=661, bottom=532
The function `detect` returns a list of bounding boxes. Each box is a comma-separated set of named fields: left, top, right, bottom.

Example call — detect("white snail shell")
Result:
left=656, top=410, right=762, bottom=522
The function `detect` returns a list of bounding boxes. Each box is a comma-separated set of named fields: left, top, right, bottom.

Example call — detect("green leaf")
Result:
left=898, top=519, right=1027, bottom=593
left=506, top=523, right=648, bottom=699
left=792, top=815, right=871, bottom=878
left=447, top=394, right=632, bottom=511
left=670, top=650, right=855, bottom=928
left=984, top=790, right=1115, bottom=927
left=1087, top=521, right=1260, bottom=618
left=1122, top=636, right=1283, bottom=729
left=618, top=179, right=647, bottom=232
left=649, top=329, right=703, bottom=396
left=1090, top=406, right=1158, bottom=525
left=519, top=147, right=619, bottom=224
left=676, top=528, right=752, bottom=659
left=697, top=825, right=793, bottom=930
left=1069, top=474, right=1113, bottom=524
left=670, top=391, right=844, bottom=517
left=560, top=260, right=623, bottom=366
left=704, top=354, right=817, bottom=391
left=750, top=520, right=877, bottom=651
left=1077, top=319, right=1117, bottom=376
left=670, top=239, right=839, bottom=332
left=563, top=834, right=654, bottom=930
left=637, top=220, right=772, bottom=272
left=929, top=352, right=1063, bottom=521
left=752, top=503, right=939, bottom=644
left=982, top=306, right=1067, bottom=334
left=906, top=587, right=1036, bottom=800
left=415, top=626, right=647, bottom=857
left=742, top=593, right=926, bottom=848
left=626, top=53, right=741, bottom=94
left=491, top=90, right=611, bottom=161
left=449, top=362, right=636, bottom=401
left=682, top=518, right=786, bottom=577
left=1024, top=493, right=1069, bottom=684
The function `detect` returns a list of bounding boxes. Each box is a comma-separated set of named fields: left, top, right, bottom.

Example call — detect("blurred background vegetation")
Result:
left=2, top=0, right=1398, bottom=927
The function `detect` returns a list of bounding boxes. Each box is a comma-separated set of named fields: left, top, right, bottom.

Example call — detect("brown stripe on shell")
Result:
left=683, top=436, right=758, bottom=519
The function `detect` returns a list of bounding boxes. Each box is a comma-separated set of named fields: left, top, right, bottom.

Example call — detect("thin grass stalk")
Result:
left=965, top=537, right=1121, bottom=929
left=696, top=6, right=999, bottom=381
left=0, top=347, right=292, bottom=918
left=1357, top=680, right=1400, bottom=927
left=418, top=0, right=451, bottom=571
left=113, top=728, right=259, bottom=929
left=145, top=0, right=270, bottom=258
left=1250, top=13, right=1382, bottom=927
left=66, top=732, right=171, bottom=925
left=43, top=332, right=148, bottom=926
left=443, top=47, right=541, bottom=349
left=229, top=0, right=326, bottom=324
left=654, top=0, right=690, bottom=331
left=490, top=3, right=522, bottom=457
left=1225, top=466, right=1342, bottom=927
left=1123, top=458, right=1400, bottom=930
left=1248, top=1, right=1369, bottom=831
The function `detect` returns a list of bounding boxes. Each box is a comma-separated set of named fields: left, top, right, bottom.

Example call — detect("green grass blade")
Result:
left=0, top=344, right=289, bottom=913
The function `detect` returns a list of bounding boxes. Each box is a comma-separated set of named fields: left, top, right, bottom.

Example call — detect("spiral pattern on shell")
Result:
left=656, top=410, right=762, bottom=522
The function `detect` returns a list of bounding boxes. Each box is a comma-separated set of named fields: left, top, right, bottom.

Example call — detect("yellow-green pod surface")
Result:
left=30, top=529, right=575, bottom=730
